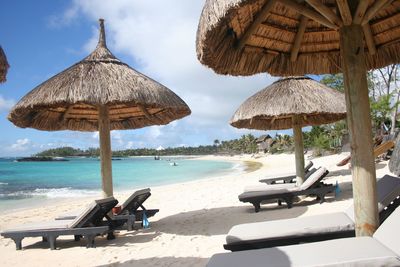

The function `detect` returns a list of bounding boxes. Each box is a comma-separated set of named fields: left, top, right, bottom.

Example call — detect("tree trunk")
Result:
left=98, top=105, right=113, bottom=197
left=390, top=94, right=399, bottom=135
left=292, top=115, right=305, bottom=185
left=340, top=23, right=378, bottom=236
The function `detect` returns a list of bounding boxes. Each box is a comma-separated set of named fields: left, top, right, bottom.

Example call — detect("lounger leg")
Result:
left=74, top=235, right=81, bottom=241
left=318, top=193, right=326, bottom=204
left=127, top=216, right=135, bottom=231
left=85, top=235, right=96, bottom=248
left=42, top=236, right=48, bottom=242
left=107, top=232, right=115, bottom=240
left=283, top=197, right=293, bottom=209
left=48, top=235, right=58, bottom=250
left=12, top=237, right=23, bottom=250
left=253, top=202, right=261, bottom=213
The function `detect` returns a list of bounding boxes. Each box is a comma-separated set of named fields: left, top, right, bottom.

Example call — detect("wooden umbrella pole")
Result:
left=340, top=16, right=378, bottom=235
left=292, top=115, right=305, bottom=185
left=98, top=105, right=113, bottom=197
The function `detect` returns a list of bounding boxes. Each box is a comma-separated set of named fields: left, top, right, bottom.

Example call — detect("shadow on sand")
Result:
left=96, top=248, right=293, bottom=267
left=153, top=204, right=309, bottom=236
left=328, top=162, right=386, bottom=177
left=153, top=178, right=361, bottom=237
left=22, top=230, right=161, bottom=250
left=96, top=256, right=209, bottom=267
left=20, top=166, right=367, bottom=251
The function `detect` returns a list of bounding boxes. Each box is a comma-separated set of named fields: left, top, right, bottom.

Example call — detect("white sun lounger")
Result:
left=207, top=205, right=400, bottom=267
left=259, top=161, right=314, bottom=184
left=226, top=174, right=400, bottom=251
left=239, top=167, right=333, bottom=212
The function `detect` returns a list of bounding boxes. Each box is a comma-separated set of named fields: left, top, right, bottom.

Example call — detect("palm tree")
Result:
left=213, top=139, right=220, bottom=147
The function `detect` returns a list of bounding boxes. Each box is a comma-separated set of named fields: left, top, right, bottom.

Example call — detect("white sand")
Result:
left=0, top=152, right=391, bottom=267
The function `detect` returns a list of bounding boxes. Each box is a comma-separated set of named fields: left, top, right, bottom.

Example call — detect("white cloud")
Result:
left=126, top=141, right=134, bottom=149
left=0, top=95, right=15, bottom=112
left=92, top=132, right=99, bottom=140
left=111, top=131, right=123, bottom=145
left=48, top=1, right=278, bottom=148
left=10, top=138, right=30, bottom=151
left=47, top=4, right=80, bottom=28
left=2, top=137, right=78, bottom=156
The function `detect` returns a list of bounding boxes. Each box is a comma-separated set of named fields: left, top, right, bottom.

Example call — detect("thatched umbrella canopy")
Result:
left=8, top=19, right=191, bottom=197
left=231, top=76, right=346, bottom=184
left=196, top=0, right=400, bottom=236
left=231, top=76, right=346, bottom=130
left=0, top=46, right=9, bottom=83
left=196, top=0, right=400, bottom=76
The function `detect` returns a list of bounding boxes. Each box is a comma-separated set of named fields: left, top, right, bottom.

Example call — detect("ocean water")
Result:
left=0, top=157, right=240, bottom=212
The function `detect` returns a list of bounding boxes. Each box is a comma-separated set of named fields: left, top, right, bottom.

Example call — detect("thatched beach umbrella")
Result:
left=196, top=0, right=400, bottom=236
left=8, top=19, right=191, bottom=197
left=231, top=76, right=346, bottom=184
left=0, top=46, right=10, bottom=83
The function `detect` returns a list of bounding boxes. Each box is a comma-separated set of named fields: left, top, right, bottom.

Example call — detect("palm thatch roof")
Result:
left=196, top=0, right=400, bottom=76
left=8, top=19, right=191, bottom=131
left=230, top=76, right=346, bottom=130
left=0, top=46, right=9, bottom=83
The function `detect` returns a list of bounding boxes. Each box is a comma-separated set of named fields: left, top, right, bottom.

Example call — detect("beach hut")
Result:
left=231, top=76, right=346, bottom=184
left=0, top=46, right=9, bottom=83
left=8, top=19, right=191, bottom=197
left=196, top=0, right=400, bottom=236
left=255, top=134, right=273, bottom=153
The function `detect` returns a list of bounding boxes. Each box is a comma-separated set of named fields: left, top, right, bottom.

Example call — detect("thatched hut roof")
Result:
left=256, top=134, right=272, bottom=143
left=0, top=46, right=9, bottom=83
left=8, top=19, right=191, bottom=131
left=230, top=76, right=346, bottom=130
left=196, top=0, right=400, bottom=76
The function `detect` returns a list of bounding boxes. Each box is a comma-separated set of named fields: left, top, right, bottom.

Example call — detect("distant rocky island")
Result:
left=16, top=157, right=69, bottom=162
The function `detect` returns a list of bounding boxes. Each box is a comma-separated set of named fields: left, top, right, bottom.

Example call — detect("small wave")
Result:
left=31, top=188, right=99, bottom=198
left=0, top=182, right=8, bottom=185
left=231, top=163, right=246, bottom=172
left=0, top=187, right=99, bottom=200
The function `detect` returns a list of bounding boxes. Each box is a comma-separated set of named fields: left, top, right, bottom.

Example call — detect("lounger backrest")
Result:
left=304, top=168, right=317, bottom=179
left=345, top=175, right=400, bottom=220
left=373, top=206, right=400, bottom=255
left=298, top=167, right=327, bottom=190
left=376, top=175, right=400, bottom=211
left=68, top=196, right=118, bottom=228
left=120, top=188, right=151, bottom=214
left=304, top=161, right=313, bottom=173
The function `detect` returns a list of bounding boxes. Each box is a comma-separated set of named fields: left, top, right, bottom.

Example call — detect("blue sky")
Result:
left=0, top=0, right=296, bottom=157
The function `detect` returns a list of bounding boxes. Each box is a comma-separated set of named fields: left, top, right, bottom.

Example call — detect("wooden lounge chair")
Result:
left=118, top=188, right=159, bottom=223
left=207, top=206, right=400, bottom=267
left=259, top=167, right=318, bottom=185
left=0, top=197, right=118, bottom=250
left=56, top=188, right=159, bottom=228
left=239, top=167, right=333, bottom=212
left=259, top=161, right=314, bottom=184
left=225, top=174, right=400, bottom=251
left=337, top=140, right=395, bottom=166
left=244, top=168, right=320, bottom=193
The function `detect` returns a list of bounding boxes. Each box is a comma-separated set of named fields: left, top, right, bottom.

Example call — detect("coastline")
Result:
left=0, top=156, right=242, bottom=214
left=193, top=155, right=263, bottom=173
left=0, top=155, right=252, bottom=215
left=0, top=152, right=392, bottom=267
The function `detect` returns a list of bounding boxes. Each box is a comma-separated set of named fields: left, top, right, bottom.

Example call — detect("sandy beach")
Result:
left=0, top=152, right=392, bottom=267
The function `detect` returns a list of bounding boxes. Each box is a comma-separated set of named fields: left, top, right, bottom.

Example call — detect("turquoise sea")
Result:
left=0, top=157, right=240, bottom=212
